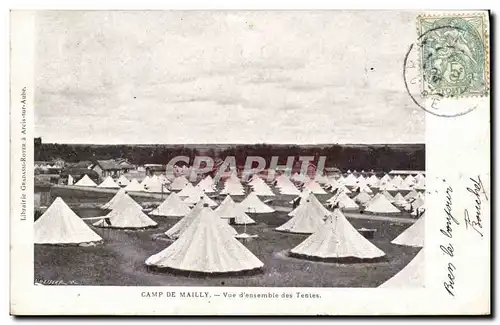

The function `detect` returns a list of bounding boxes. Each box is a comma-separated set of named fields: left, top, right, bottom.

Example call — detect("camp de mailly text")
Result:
left=20, top=87, right=27, bottom=220
left=141, top=291, right=320, bottom=299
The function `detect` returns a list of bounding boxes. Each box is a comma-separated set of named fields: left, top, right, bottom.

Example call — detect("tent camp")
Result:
left=146, top=206, right=263, bottom=274
left=34, top=197, right=102, bottom=245
left=117, top=175, right=130, bottom=186
left=144, top=176, right=170, bottom=193
left=101, top=188, right=142, bottom=210
left=276, top=194, right=330, bottom=234
left=290, top=209, right=386, bottom=261
left=289, top=192, right=330, bottom=216
left=239, top=192, right=275, bottom=213
left=74, top=174, right=97, bottom=187
left=93, top=195, right=157, bottom=229
left=150, top=192, right=192, bottom=217
left=391, top=213, right=425, bottom=247
left=169, top=175, right=190, bottom=191
left=97, top=176, right=120, bottom=189
left=364, top=194, right=401, bottom=214
left=379, top=250, right=424, bottom=288
left=123, top=179, right=144, bottom=192
left=215, top=195, right=256, bottom=225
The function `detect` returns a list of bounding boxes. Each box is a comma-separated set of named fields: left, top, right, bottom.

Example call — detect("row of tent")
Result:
left=33, top=193, right=424, bottom=286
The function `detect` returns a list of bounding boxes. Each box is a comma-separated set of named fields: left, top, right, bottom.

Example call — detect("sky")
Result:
left=35, top=10, right=424, bottom=144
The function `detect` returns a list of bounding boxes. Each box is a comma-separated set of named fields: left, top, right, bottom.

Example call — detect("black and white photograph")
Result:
left=10, top=9, right=490, bottom=315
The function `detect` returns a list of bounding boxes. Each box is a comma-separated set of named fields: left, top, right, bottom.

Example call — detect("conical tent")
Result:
left=276, top=195, right=330, bottom=234
left=275, top=177, right=301, bottom=195
left=382, top=190, right=395, bottom=202
left=331, top=184, right=351, bottom=195
left=303, top=180, right=327, bottom=195
left=314, top=174, right=329, bottom=184
left=391, top=213, right=425, bottom=247
left=97, top=176, right=120, bottom=189
left=249, top=177, right=276, bottom=196
left=327, top=193, right=359, bottom=210
left=290, top=209, right=386, bottom=261
left=177, top=183, right=197, bottom=197
left=144, top=177, right=170, bottom=193
left=117, top=175, right=130, bottom=186
left=184, top=192, right=218, bottom=207
left=367, top=175, right=380, bottom=187
left=101, top=188, right=142, bottom=210
left=93, top=195, right=157, bottom=229
left=353, top=191, right=372, bottom=206
left=379, top=250, right=424, bottom=288
left=220, top=174, right=245, bottom=196
left=215, top=195, right=256, bottom=225
left=380, top=174, right=392, bottom=183
left=124, top=179, right=144, bottom=192
left=365, top=194, right=400, bottom=214
left=402, top=175, right=416, bottom=187
left=170, top=176, right=190, bottom=191
left=290, top=192, right=330, bottom=216
left=343, top=174, right=358, bottom=187
left=146, top=207, right=262, bottom=274
left=164, top=199, right=206, bottom=239
left=405, top=189, right=419, bottom=201
left=393, top=192, right=408, bottom=206
left=196, top=176, right=216, bottom=194
left=34, top=197, right=102, bottom=244
left=239, top=192, right=275, bottom=213
left=150, top=192, right=192, bottom=217
left=74, top=174, right=97, bottom=187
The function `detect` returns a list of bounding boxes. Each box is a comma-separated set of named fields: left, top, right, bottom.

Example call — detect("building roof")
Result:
left=389, top=170, right=426, bottom=175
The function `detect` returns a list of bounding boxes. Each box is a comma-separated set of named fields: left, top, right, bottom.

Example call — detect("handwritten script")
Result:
left=464, top=176, right=487, bottom=237
left=440, top=186, right=459, bottom=297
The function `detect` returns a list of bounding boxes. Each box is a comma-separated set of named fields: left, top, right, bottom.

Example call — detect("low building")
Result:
left=91, top=159, right=135, bottom=179
left=60, top=168, right=100, bottom=184
left=144, top=164, right=166, bottom=176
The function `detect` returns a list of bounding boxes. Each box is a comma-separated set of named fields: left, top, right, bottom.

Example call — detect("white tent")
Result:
left=380, top=174, right=392, bottom=183
left=289, top=192, right=330, bottom=216
left=303, top=180, right=327, bottom=195
left=239, top=192, right=275, bottom=213
left=402, top=175, right=416, bottom=187
left=124, top=179, right=144, bottom=192
left=169, top=175, right=190, bottom=191
left=327, top=193, right=359, bottom=210
left=101, top=188, right=142, bottom=210
left=150, top=192, right=192, bottom=217
left=183, top=192, right=218, bottom=208
left=177, top=183, right=198, bottom=198
left=314, top=174, right=329, bottom=185
left=290, top=209, right=386, bottom=261
left=34, top=197, right=103, bottom=245
left=74, top=174, right=97, bottom=187
left=215, top=195, right=256, bottom=225
left=67, top=175, right=74, bottom=185
left=97, top=176, right=120, bottom=189
left=354, top=184, right=373, bottom=194
left=367, top=175, right=380, bottom=187
left=249, top=177, right=276, bottom=196
left=382, top=190, right=395, bottom=202
left=93, top=195, right=157, bottom=229
left=393, top=192, right=408, bottom=207
left=353, top=191, right=372, bottom=206
left=414, top=178, right=426, bottom=191
left=343, top=173, right=358, bottom=187
left=365, top=194, right=401, bottom=214
left=291, top=172, right=310, bottom=184
left=379, top=250, right=424, bottom=288
left=275, top=177, right=301, bottom=195
left=405, top=189, right=419, bottom=201
left=117, top=175, right=130, bottom=186
left=276, top=194, right=330, bottom=234
left=392, top=213, right=425, bottom=247
left=144, top=177, right=170, bottom=193
left=146, top=207, right=262, bottom=274
left=196, top=175, right=216, bottom=194
left=164, top=199, right=207, bottom=239
left=220, top=173, right=245, bottom=196
left=331, top=184, right=352, bottom=195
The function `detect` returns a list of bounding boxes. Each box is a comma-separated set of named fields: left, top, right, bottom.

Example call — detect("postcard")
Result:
left=10, top=10, right=490, bottom=315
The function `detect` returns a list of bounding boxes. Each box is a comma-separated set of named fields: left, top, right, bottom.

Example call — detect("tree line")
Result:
left=34, top=141, right=425, bottom=173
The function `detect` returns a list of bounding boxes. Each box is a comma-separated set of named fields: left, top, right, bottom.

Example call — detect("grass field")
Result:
left=34, top=205, right=422, bottom=287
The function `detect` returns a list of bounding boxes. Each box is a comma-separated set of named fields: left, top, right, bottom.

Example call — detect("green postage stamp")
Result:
left=417, top=14, right=489, bottom=98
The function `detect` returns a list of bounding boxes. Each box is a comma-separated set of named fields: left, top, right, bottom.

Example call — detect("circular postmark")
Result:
left=403, top=17, right=488, bottom=117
